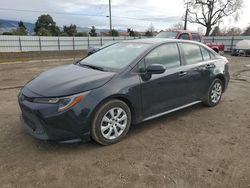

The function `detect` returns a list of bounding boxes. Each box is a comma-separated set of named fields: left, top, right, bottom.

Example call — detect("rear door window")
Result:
left=200, top=46, right=211, bottom=61
left=181, top=43, right=203, bottom=65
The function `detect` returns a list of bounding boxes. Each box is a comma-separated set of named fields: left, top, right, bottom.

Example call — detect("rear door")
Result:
left=179, top=43, right=215, bottom=101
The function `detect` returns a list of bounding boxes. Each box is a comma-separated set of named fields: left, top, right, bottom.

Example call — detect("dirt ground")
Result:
left=0, top=50, right=86, bottom=63
left=0, top=55, right=249, bottom=188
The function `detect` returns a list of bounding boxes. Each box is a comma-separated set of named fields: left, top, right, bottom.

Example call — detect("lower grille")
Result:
left=22, top=111, right=45, bottom=135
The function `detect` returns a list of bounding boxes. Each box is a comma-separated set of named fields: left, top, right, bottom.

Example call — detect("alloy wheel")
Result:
left=100, top=107, right=128, bottom=140
left=210, top=82, right=222, bottom=104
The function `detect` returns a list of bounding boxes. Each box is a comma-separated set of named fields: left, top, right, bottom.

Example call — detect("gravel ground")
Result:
left=0, top=56, right=249, bottom=188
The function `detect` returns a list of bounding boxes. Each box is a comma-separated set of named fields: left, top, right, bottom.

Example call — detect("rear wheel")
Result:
left=91, top=99, right=131, bottom=145
left=204, top=79, right=223, bottom=107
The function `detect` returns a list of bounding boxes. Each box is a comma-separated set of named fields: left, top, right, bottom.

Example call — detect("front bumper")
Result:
left=20, top=113, right=87, bottom=143
left=18, top=88, right=94, bottom=143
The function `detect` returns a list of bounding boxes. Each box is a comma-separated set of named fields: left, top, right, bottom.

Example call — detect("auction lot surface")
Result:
left=0, top=56, right=249, bottom=188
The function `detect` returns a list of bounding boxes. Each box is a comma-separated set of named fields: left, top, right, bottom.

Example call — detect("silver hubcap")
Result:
left=101, top=107, right=127, bottom=140
left=211, top=82, right=222, bottom=103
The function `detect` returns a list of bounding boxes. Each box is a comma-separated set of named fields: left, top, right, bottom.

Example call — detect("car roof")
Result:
left=121, top=38, right=202, bottom=45
left=159, top=30, right=201, bottom=34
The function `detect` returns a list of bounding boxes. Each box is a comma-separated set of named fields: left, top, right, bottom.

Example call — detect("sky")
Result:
left=0, top=0, right=250, bottom=32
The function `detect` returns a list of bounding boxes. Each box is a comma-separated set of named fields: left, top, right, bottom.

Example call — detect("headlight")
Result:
left=33, top=92, right=89, bottom=112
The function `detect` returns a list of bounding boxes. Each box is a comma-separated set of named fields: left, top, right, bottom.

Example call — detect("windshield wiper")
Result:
left=79, top=64, right=105, bottom=71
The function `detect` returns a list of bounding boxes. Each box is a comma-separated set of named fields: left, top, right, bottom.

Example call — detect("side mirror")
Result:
left=146, top=64, right=165, bottom=74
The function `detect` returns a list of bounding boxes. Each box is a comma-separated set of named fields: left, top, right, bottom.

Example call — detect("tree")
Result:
left=2, top=32, right=13, bottom=35
left=197, top=26, right=205, bottom=34
left=165, top=22, right=184, bottom=31
left=13, top=27, right=27, bottom=35
left=210, top=26, right=221, bottom=36
left=110, top=29, right=119, bottom=36
left=148, top=24, right=154, bottom=34
left=34, top=14, right=60, bottom=36
left=13, top=21, right=28, bottom=35
left=187, top=0, right=243, bottom=36
left=89, top=26, right=97, bottom=37
left=242, top=26, right=250, bottom=36
left=145, top=24, right=154, bottom=37
left=36, top=27, right=52, bottom=36
left=18, top=21, right=26, bottom=30
left=127, top=28, right=136, bottom=37
left=227, top=27, right=242, bottom=36
left=145, top=30, right=153, bottom=37
left=63, top=24, right=77, bottom=36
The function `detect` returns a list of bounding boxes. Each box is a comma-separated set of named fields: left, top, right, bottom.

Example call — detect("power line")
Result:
left=0, top=7, right=179, bottom=23
left=129, top=6, right=177, bottom=16
left=0, top=8, right=105, bottom=17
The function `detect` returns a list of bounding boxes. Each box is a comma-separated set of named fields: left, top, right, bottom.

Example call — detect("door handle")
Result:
left=179, top=71, right=187, bottom=77
left=205, top=64, right=215, bottom=69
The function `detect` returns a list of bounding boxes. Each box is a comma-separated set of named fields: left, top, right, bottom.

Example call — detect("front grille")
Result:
left=23, top=115, right=36, bottom=131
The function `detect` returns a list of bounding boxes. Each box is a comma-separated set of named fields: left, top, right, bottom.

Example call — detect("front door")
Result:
left=139, top=43, right=191, bottom=118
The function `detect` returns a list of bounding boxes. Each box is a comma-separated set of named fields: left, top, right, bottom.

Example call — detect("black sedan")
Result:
left=18, top=39, right=230, bottom=145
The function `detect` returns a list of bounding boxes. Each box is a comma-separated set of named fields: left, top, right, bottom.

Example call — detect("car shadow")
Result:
left=34, top=103, right=205, bottom=152
left=127, top=103, right=205, bottom=138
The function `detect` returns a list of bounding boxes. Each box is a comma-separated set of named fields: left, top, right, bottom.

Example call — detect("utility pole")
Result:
left=109, top=0, right=112, bottom=36
left=184, top=2, right=189, bottom=30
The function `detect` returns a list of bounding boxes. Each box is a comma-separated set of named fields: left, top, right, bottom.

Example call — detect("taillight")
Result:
left=224, top=59, right=229, bottom=64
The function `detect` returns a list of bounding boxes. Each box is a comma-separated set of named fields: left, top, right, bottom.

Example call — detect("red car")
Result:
left=156, top=30, right=224, bottom=54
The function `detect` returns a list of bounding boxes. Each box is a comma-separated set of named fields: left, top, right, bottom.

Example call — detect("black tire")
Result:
left=203, top=79, right=223, bottom=107
left=91, top=99, right=131, bottom=145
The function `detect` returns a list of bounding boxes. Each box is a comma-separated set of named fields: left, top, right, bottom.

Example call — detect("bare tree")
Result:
left=186, top=0, right=243, bottom=36
left=166, top=22, right=184, bottom=31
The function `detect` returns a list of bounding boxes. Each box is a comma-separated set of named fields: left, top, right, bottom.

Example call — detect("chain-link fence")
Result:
left=204, top=36, right=250, bottom=52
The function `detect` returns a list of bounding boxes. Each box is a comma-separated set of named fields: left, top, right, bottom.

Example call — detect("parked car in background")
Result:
left=156, top=30, right=225, bottom=54
left=231, top=40, right=250, bottom=56
left=18, top=39, right=230, bottom=145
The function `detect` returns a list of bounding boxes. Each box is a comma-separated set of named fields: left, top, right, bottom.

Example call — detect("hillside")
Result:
left=0, top=19, right=35, bottom=33
left=0, top=19, right=126, bottom=35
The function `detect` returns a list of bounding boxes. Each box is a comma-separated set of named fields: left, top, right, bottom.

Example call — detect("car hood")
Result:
left=25, top=64, right=116, bottom=97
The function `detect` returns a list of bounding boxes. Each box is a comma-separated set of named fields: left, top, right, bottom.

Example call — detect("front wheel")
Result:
left=91, top=99, right=131, bottom=145
left=203, top=79, right=223, bottom=107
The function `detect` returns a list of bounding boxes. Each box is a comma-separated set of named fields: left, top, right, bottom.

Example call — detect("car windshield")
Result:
left=80, top=43, right=150, bottom=70
left=155, top=31, right=178, bottom=39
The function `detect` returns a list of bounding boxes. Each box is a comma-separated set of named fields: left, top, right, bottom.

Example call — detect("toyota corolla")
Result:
left=18, top=39, right=230, bottom=145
